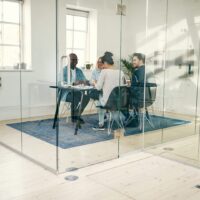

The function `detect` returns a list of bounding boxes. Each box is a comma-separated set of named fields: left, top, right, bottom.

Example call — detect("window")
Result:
left=66, top=8, right=89, bottom=67
left=0, top=0, right=23, bottom=70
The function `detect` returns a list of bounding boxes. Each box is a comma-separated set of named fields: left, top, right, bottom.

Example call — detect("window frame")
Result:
left=66, top=8, right=89, bottom=67
left=0, top=0, right=24, bottom=70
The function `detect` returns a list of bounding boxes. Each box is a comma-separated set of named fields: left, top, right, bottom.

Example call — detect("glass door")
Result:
left=145, top=0, right=200, bottom=167
left=160, top=0, right=200, bottom=165
left=20, top=0, right=58, bottom=171
left=118, top=0, right=166, bottom=155
left=56, top=0, right=123, bottom=173
left=118, top=0, right=146, bottom=155
left=143, top=0, right=168, bottom=149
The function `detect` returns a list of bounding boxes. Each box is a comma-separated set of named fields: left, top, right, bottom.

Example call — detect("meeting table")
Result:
left=50, top=84, right=95, bottom=135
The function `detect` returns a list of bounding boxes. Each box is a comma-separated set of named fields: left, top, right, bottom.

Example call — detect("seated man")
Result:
left=125, top=53, right=156, bottom=126
left=131, top=53, right=146, bottom=107
left=63, top=53, right=90, bottom=123
left=124, top=53, right=146, bottom=127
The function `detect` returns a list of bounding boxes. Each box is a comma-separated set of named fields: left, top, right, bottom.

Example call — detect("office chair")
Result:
left=61, top=91, right=78, bottom=123
left=88, top=89, right=101, bottom=113
left=129, top=82, right=157, bottom=130
left=60, top=101, right=71, bottom=122
left=62, top=90, right=88, bottom=123
left=97, top=86, right=129, bottom=135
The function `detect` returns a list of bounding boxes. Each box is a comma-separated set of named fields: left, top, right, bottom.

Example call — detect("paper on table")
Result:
left=71, top=85, right=94, bottom=90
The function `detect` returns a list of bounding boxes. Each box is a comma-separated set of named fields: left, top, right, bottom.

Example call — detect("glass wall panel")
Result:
left=57, top=0, right=122, bottom=173
left=160, top=0, right=200, bottom=164
left=20, top=0, right=57, bottom=171
left=145, top=0, right=200, bottom=167
left=119, top=0, right=148, bottom=155
left=2, top=0, right=200, bottom=175
left=142, top=0, right=167, bottom=148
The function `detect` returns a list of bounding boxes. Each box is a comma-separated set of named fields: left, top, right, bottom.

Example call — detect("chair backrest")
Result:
left=104, top=86, right=129, bottom=111
left=131, top=82, right=157, bottom=108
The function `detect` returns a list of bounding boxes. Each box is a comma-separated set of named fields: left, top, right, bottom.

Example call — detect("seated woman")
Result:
left=93, top=52, right=126, bottom=131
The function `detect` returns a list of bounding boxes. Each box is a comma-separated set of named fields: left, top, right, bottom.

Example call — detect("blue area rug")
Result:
left=7, top=114, right=190, bottom=149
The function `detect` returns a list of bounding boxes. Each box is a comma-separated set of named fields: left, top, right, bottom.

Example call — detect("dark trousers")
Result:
left=88, top=89, right=101, bottom=100
left=65, top=91, right=90, bottom=118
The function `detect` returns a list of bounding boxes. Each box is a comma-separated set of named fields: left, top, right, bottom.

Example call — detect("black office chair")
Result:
left=98, top=86, right=129, bottom=135
left=130, top=82, right=157, bottom=130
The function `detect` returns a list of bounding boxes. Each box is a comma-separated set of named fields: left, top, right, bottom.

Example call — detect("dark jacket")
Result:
left=131, top=65, right=145, bottom=87
left=130, top=65, right=145, bottom=106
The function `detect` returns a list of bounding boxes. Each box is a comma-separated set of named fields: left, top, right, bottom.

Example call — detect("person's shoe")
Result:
left=92, top=124, right=105, bottom=131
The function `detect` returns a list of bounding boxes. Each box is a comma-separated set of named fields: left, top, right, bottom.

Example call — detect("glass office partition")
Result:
left=143, top=0, right=167, bottom=148
left=57, top=0, right=122, bottom=173
left=162, top=0, right=198, bottom=140
left=0, top=0, right=22, bottom=152
left=160, top=0, right=200, bottom=164
left=2, top=0, right=200, bottom=175
left=20, top=0, right=57, bottom=171
left=145, top=0, right=200, bottom=167
left=118, top=0, right=147, bottom=155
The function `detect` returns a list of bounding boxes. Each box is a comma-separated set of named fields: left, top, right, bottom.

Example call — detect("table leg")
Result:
left=74, top=91, right=84, bottom=135
left=53, top=89, right=63, bottom=129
